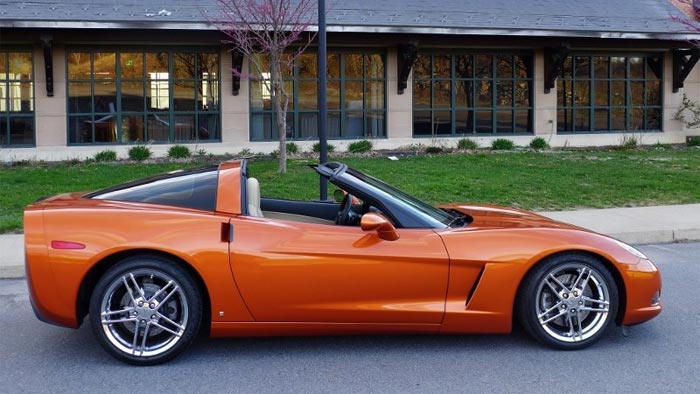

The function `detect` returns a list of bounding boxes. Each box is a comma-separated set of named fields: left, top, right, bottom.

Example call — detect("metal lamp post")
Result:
left=318, top=0, right=328, bottom=200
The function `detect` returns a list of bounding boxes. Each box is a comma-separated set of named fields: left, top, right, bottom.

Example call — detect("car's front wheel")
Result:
left=89, top=255, right=202, bottom=365
left=517, top=253, right=618, bottom=350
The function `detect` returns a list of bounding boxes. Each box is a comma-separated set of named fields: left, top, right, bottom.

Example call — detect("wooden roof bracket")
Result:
left=231, top=48, right=245, bottom=96
left=397, top=43, right=418, bottom=95
left=40, top=33, right=54, bottom=97
left=673, top=48, right=700, bottom=93
left=543, top=46, right=570, bottom=94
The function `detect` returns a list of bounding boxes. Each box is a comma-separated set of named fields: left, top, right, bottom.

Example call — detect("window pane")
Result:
left=496, top=110, right=512, bottom=132
left=557, top=79, right=572, bottom=107
left=146, top=52, right=168, bottom=74
left=250, top=113, right=273, bottom=140
left=146, top=113, right=171, bottom=142
left=9, top=117, right=34, bottom=144
left=557, top=109, right=573, bottom=132
left=365, top=112, right=384, bottom=137
left=173, top=53, right=195, bottom=79
left=199, top=76, right=219, bottom=111
left=365, top=54, right=384, bottom=79
left=629, top=108, right=643, bottom=130
left=327, top=81, right=340, bottom=110
left=327, top=54, right=340, bottom=79
left=4, top=81, right=33, bottom=113
left=630, top=81, right=644, bottom=106
left=344, top=112, right=364, bottom=137
left=173, top=115, right=195, bottom=140
left=496, top=81, right=513, bottom=107
left=475, top=55, right=492, bottom=78
left=611, top=81, right=625, bottom=106
left=611, top=57, right=626, bottom=78
left=594, top=81, right=609, bottom=106
left=147, top=74, right=170, bottom=110
left=574, top=109, right=590, bottom=131
left=299, top=113, right=318, bottom=139
left=68, top=115, right=93, bottom=143
left=250, top=81, right=272, bottom=111
left=67, top=52, right=91, bottom=80
left=94, top=53, right=116, bottom=79
left=594, top=109, right=609, bottom=131
left=413, top=80, right=431, bottom=108
left=496, top=55, right=513, bottom=78
left=593, top=57, right=609, bottom=79
left=574, top=81, right=590, bottom=106
left=173, top=81, right=195, bottom=111
left=646, top=81, right=661, bottom=106
left=298, top=81, right=318, bottom=110
left=454, top=80, right=473, bottom=108
left=121, top=115, right=144, bottom=142
left=514, top=110, right=530, bottom=133
left=413, top=111, right=432, bottom=136
left=327, top=112, right=341, bottom=137
left=120, top=53, right=143, bottom=79
left=455, top=55, right=472, bottom=78
left=455, top=110, right=474, bottom=134
left=366, top=81, right=384, bottom=110
left=198, top=114, right=220, bottom=140
left=413, top=55, right=431, bottom=79
left=345, top=81, right=363, bottom=110
left=476, top=80, right=492, bottom=107
left=611, top=108, right=626, bottom=130
left=94, top=82, right=117, bottom=113
left=646, top=108, right=661, bottom=130
left=647, top=57, right=662, bottom=80
left=121, top=81, right=144, bottom=111
left=433, top=80, right=450, bottom=108
left=433, top=56, right=451, bottom=78
left=198, top=53, right=219, bottom=79
left=514, top=55, right=531, bottom=79
left=345, top=54, right=363, bottom=78
left=298, top=54, right=317, bottom=78
left=574, top=56, right=590, bottom=78
left=629, top=57, right=644, bottom=79
left=9, top=52, right=33, bottom=79
left=68, top=82, right=92, bottom=113
left=515, top=81, right=530, bottom=107
left=561, top=57, right=573, bottom=78
left=433, top=110, right=451, bottom=134
left=475, top=110, right=492, bottom=133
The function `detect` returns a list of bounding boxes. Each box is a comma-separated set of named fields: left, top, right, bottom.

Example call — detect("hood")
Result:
left=440, top=203, right=583, bottom=231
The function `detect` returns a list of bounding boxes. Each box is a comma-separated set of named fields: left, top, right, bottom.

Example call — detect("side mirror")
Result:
left=360, top=213, right=400, bottom=241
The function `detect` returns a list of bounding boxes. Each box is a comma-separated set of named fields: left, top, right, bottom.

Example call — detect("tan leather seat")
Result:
left=247, top=177, right=264, bottom=217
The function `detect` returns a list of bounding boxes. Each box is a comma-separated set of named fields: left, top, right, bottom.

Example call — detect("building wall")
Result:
left=2, top=40, right=700, bottom=162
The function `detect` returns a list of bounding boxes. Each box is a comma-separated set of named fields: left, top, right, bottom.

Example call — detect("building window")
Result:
left=0, top=50, right=34, bottom=146
left=557, top=54, right=663, bottom=133
left=67, top=49, right=220, bottom=144
left=413, top=52, right=533, bottom=136
left=250, top=51, right=386, bottom=141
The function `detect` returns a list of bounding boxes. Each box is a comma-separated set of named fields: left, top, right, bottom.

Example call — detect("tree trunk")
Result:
left=271, top=59, right=287, bottom=173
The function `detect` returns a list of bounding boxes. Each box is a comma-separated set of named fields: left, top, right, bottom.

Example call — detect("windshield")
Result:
left=345, top=167, right=455, bottom=228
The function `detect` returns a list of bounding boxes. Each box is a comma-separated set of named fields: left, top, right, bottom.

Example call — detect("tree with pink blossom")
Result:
left=215, top=0, right=317, bottom=173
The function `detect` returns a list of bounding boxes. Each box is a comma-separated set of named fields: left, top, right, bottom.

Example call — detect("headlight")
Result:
left=613, top=239, right=648, bottom=260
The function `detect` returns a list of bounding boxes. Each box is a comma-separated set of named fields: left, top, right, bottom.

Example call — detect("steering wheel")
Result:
left=335, top=193, right=357, bottom=225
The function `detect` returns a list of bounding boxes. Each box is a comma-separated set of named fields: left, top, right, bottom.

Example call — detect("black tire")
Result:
left=517, top=253, right=618, bottom=350
left=89, top=254, right=202, bottom=365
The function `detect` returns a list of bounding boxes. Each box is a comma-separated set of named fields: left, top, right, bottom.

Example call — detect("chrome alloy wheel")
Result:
left=99, top=269, right=189, bottom=358
left=535, top=263, right=611, bottom=343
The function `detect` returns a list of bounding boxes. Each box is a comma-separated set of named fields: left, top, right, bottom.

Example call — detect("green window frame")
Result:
left=0, top=49, right=35, bottom=147
left=66, top=48, right=221, bottom=145
left=557, top=53, right=663, bottom=133
left=250, top=50, right=386, bottom=141
left=413, top=52, right=534, bottom=136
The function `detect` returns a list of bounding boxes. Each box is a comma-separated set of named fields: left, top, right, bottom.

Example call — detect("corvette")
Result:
left=25, top=159, right=661, bottom=365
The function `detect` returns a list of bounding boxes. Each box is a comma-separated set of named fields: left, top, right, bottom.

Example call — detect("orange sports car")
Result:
left=24, top=160, right=661, bottom=365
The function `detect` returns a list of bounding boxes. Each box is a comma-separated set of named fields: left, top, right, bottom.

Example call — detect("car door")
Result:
left=228, top=217, right=449, bottom=324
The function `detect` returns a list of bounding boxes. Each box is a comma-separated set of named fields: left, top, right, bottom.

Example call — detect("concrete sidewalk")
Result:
left=1, top=203, right=700, bottom=279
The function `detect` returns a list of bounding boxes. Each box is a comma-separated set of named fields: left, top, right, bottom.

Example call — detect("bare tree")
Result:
left=671, top=0, right=700, bottom=39
left=215, top=0, right=317, bottom=173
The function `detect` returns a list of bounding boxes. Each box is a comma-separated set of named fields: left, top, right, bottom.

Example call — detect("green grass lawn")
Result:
left=2, top=148, right=700, bottom=233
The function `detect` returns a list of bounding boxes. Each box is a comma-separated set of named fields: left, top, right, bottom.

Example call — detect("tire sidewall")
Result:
left=88, top=255, right=202, bottom=365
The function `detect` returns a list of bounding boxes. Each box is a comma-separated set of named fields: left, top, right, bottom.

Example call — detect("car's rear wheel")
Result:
left=518, top=253, right=618, bottom=350
left=89, top=255, right=202, bottom=365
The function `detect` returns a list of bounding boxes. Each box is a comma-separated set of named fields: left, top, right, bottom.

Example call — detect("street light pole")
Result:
left=318, top=0, right=328, bottom=201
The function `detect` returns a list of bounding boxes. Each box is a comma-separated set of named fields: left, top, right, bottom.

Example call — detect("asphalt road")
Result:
left=1, top=242, right=698, bottom=393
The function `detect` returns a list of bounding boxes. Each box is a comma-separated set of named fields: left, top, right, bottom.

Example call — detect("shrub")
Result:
left=94, top=150, right=117, bottom=162
left=619, top=135, right=639, bottom=150
left=168, top=145, right=191, bottom=159
left=128, top=145, right=152, bottom=161
left=687, top=136, right=700, bottom=147
left=195, top=148, right=208, bottom=156
left=312, top=142, right=336, bottom=153
left=286, top=142, right=299, bottom=155
left=457, top=138, right=479, bottom=150
left=491, top=138, right=515, bottom=150
left=529, top=137, right=550, bottom=150
left=348, top=139, right=373, bottom=153
left=425, top=146, right=443, bottom=154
